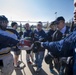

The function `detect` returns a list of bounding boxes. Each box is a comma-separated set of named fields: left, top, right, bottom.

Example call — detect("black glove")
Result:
left=33, top=41, right=41, bottom=53
left=19, top=31, right=23, bottom=37
left=39, top=38, right=47, bottom=42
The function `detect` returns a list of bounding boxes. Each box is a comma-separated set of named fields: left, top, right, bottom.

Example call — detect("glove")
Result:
left=33, top=41, right=41, bottom=53
left=19, top=31, right=23, bottom=37
left=39, top=38, right=46, bottom=42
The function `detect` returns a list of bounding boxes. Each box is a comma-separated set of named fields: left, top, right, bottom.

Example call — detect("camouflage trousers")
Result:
left=0, top=54, right=14, bottom=75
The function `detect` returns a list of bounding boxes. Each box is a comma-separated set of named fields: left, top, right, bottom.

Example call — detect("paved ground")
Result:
left=12, top=50, right=59, bottom=75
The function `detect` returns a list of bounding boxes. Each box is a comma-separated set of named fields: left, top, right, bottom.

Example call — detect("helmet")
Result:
left=0, top=15, right=8, bottom=22
left=56, top=16, right=65, bottom=22
left=44, top=53, right=53, bottom=64
left=0, top=15, right=8, bottom=30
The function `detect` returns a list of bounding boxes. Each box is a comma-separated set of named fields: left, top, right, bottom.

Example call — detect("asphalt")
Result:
left=11, top=50, right=59, bottom=75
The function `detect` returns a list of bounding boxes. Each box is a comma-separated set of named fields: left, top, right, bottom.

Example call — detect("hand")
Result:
left=34, top=41, right=41, bottom=47
left=39, top=38, right=45, bottom=42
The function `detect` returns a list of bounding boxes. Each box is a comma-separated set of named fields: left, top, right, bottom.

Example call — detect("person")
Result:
left=33, top=29, right=76, bottom=75
left=23, top=23, right=34, bottom=64
left=52, top=16, right=70, bottom=75
left=46, top=21, right=56, bottom=73
left=11, top=22, right=21, bottom=68
left=52, top=16, right=69, bottom=41
left=33, top=21, right=47, bottom=72
left=0, top=15, right=19, bottom=75
left=47, top=21, right=56, bottom=42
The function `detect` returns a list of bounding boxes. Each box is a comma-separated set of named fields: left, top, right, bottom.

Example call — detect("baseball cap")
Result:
left=50, top=21, right=56, bottom=25
left=37, top=21, right=43, bottom=26
left=56, top=16, right=65, bottom=22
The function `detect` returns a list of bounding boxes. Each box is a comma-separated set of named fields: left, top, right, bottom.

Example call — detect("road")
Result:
left=11, top=50, right=58, bottom=75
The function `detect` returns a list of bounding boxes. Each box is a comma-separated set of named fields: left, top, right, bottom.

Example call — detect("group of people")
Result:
left=0, top=15, right=47, bottom=75
left=0, top=15, right=76, bottom=75
left=33, top=18, right=76, bottom=75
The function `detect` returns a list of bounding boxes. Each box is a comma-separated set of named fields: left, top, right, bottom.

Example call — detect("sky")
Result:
left=0, top=0, right=74, bottom=23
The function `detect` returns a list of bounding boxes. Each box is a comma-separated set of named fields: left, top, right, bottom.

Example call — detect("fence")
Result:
left=7, top=20, right=49, bottom=32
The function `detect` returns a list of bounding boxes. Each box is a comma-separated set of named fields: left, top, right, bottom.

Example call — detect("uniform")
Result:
left=23, top=29, right=34, bottom=63
left=0, top=29, right=19, bottom=75
left=7, top=28, right=21, bottom=56
left=46, top=26, right=55, bottom=72
left=47, top=29, right=55, bottom=42
left=52, top=26, right=70, bottom=74
left=0, top=15, right=19, bottom=75
left=33, top=29, right=47, bottom=70
left=41, top=31, right=76, bottom=75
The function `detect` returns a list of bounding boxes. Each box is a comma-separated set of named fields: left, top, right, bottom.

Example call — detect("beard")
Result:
left=0, top=25, right=7, bottom=30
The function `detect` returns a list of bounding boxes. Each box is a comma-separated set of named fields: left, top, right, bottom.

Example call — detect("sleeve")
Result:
left=47, top=31, right=52, bottom=42
left=23, top=32, right=26, bottom=38
left=40, top=30, right=47, bottom=42
left=33, top=30, right=39, bottom=41
left=42, top=30, right=47, bottom=37
left=16, top=31, right=20, bottom=39
left=0, top=34, right=19, bottom=46
left=23, top=32, right=28, bottom=38
left=42, top=31, right=76, bottom=57
left=19, top=31, right=23, bottom=38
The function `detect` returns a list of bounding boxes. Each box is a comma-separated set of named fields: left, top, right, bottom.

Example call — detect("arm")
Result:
left=0, top=34, right=19, bottom=46
left=39, top=30, right=47, bottom=42
left=41, top=31, right=76, bottom=57
left=47, top=30, right=55, bottom=42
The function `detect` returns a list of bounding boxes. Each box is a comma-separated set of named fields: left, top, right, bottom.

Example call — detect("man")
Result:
left=33, top=21, right=47, bottom=72
left=23, top=23, right=34, bottom=64
left=47, top=21, right=56, bottom=42
left=11, top=22, right=21, bottom=68
left=33, top=30, right=76, bottom=75
left=52, top=16, right=69, bottom=41
left=0, top=15, right=19, bottom=75
left=52, top=16, right=70, bottom=75
left=46, top=21, right=56, bottom=73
